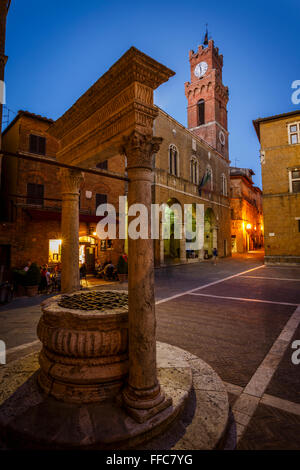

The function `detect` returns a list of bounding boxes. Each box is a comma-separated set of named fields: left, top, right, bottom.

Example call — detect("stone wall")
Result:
left=258, top=113, right=300, bottom=263
left=1, top=112, right=126, bottom=269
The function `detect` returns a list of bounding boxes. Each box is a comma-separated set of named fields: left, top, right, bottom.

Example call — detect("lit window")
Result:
left=290, top=169, right=300, bottom=193
left=49, top=239, right=62, bottom=263
left=288, top=122, right=300, bottom=145
left=169, top=144, right=179, bottom=176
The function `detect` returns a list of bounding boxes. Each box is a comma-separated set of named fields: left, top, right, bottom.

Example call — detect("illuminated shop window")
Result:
left=49, top=239, right=62, bottom=263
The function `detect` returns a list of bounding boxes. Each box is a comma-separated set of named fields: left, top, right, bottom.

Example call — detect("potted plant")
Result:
left=12, top=268, right=27, bottom=297
left=117, top=254, right=128, bottom=283
left=24, top=263, right=41, bottom=296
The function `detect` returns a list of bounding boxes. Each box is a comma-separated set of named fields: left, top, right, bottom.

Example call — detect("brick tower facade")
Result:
left=185, top=39, right=229, bottom=160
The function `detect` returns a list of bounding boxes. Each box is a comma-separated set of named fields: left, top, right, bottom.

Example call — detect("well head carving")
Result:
left=37, top=290, right=129, bottom=404
left=46, top=47, right=175, bottom=168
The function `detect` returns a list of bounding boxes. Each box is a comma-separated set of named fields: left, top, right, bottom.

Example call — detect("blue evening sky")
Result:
left=3, top=0, right=300, bottom=187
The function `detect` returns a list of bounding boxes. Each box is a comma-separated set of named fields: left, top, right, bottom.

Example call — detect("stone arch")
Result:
left=163, top=197, right=183, bottom=261
left=204, top=207, right=217, bottom=257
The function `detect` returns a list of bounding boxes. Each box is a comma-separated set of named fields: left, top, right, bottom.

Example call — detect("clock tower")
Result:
left=185, top=39, right=229, bottom=160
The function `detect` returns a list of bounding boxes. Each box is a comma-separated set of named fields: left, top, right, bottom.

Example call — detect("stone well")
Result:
left=37, top=290, right=129, bottom=403
left=0, top=291, right=232, bottom=450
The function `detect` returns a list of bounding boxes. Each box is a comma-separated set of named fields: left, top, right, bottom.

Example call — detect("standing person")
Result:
left=53, top=264, right=61, bottom=291
left=39, top=265, right=48, bottom=293
left=23, top=260, right=31, bottom=272
left=45, top=265, right=51, bottom=292
left=212, top=247, right=218, bottom=266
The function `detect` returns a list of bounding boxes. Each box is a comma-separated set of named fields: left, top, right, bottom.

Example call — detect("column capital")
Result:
left=120, top=130, right=162, bottom=170
left=59, top=168, right=84, bottom=195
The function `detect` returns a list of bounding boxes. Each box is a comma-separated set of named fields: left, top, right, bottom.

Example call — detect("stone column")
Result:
left=180, top=223, right=186, bottom=263
left=59, top=168, right=84, bottom=293
left=160, top=219, right=165, bottom=266
left=120, top=131, right=172, bottom=423
left=213, top=226, right=218, bottom=250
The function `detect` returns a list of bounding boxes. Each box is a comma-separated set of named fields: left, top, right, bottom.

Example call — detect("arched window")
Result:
left=169, top=144, right=179, bottom=176
left=206, top=165, right=213, bottom=191
left=221, top=173, right=227, bottom=196
left=190, top=157, right=198, bottom=184
left=198, top=99, right=205, bottom=126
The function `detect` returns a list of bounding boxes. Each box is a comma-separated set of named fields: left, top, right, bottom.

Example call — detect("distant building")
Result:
left=253, top=110, right=300, bottom=265
left=230, top=167, right=263, bottom=253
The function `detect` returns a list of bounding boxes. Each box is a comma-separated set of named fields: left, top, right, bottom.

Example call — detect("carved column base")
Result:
left=122, top=383, right=172, bottom=423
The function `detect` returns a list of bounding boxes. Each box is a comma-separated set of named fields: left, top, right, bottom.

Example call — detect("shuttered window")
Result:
left=29, top=134, right=46, bottom=155
left=96, top=193, right=107, bottom=211
left=96, top=160, right=108, bottom=170
left=27, top=183, right=44, bottom=206
left=198, top=100, right=205, bottom=125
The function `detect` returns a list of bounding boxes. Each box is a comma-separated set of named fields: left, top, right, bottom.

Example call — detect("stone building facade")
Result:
left=0, top=38, right=232, bottom=274
left=253, top=110, right=300, bottom=265
left=153, top=108, right=231, bottom=265
left=0, top=111, right=126, bottom=273
left=230, top=167, right=263, bottom=253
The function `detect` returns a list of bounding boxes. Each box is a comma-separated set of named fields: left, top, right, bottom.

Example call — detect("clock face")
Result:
left=194, top=61, right=208, bottom=78
left=219, top=130, right=225, bottom=145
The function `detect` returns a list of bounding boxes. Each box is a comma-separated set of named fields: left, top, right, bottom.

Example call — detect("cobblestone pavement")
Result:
left=1, top=251, right=300, bottom=449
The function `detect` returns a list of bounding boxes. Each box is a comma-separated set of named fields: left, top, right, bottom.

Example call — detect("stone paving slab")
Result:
left=240, top=266, right=300, bottom=280
left=238, top=403, right=300, bottom=450
left=266, top=323, right=300, bottom=404
left=156, top=295, right=295, bottom=387
left=197, top=276, right=300, bottom=304
left=0, top=343, right=230, bottom=450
